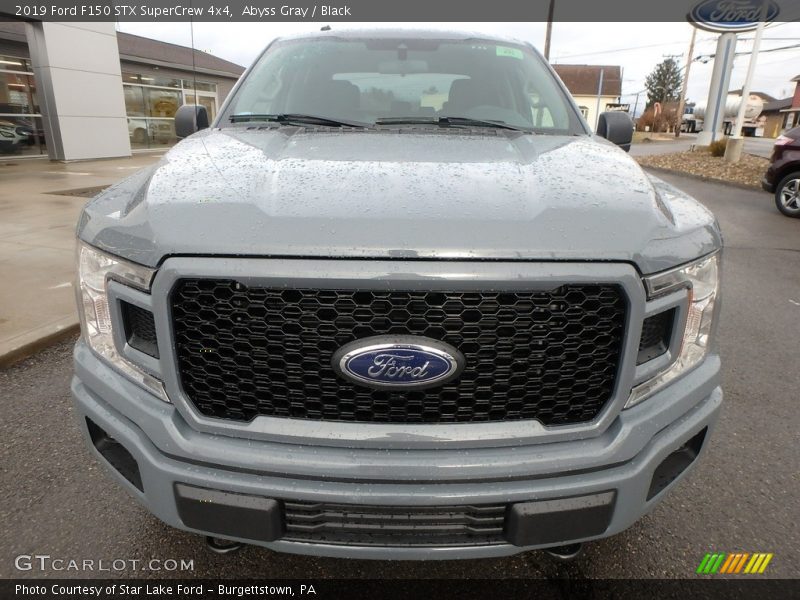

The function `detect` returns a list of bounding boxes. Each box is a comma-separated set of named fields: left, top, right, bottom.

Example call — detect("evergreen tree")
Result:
left=645, top=58, right=683, bottom=107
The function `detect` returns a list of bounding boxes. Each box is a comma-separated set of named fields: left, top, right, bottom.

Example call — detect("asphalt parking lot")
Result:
left=1, top=172, right=798, bottom=580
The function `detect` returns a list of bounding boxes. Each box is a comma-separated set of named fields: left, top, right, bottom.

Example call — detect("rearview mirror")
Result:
left=175, top=104, right=209, bottom=139
left=597, top=111, right=634, bottom=152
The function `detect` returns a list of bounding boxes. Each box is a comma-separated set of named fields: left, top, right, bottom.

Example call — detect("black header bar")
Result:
left=3, top=0, right=800, bottom=22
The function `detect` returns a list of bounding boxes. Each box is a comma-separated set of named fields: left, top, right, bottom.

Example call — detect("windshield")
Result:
left=221, top=35, right=586, bottom=134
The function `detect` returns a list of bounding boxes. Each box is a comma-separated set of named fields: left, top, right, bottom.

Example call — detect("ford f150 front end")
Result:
left=71, top=29, right=722, bottom=559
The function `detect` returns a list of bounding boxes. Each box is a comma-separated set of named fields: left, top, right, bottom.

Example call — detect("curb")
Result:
left=0, top=318, right=80, bottom=369
left=640, top=165, right=764, bottom=192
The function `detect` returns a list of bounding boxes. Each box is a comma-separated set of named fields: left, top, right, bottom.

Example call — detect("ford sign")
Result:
left=332, top=336, right=465, bottom=390
left=688, top=0, right=779, bottom=32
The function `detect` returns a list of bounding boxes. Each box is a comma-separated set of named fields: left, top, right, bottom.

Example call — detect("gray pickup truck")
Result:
left=72, top=29, right=722, bottom=560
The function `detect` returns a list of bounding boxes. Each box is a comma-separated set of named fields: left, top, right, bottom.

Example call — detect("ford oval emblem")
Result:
left=688, top=0, right=779, bottom=32
left=332, top=336, right=465, bottom=390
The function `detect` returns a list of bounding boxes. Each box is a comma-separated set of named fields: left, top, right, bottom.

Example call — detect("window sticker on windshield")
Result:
left=496, top=46, right=523, bottom=59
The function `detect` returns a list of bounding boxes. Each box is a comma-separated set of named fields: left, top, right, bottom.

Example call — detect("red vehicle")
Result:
left=762, top=126, right=800, bottom=218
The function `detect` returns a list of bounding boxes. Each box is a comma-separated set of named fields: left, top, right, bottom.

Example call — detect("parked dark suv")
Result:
left=762, top=126, right=800, bottom=217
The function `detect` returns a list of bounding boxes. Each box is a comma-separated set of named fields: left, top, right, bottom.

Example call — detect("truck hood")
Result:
left=78, top=127, right=721, bottom=274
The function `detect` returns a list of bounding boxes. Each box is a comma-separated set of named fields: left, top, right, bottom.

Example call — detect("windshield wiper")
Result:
left=229, top=113, right=370, bottom=128
left=374, top=116, right=530, bottom=132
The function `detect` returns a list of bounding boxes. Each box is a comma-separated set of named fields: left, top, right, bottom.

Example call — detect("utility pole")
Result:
left=724, top=16, right=766, bottom=163
left=594, top=68, right=605, bottom=132
left=544, top=0, right=555, bottom=61
left=675, top=27, right=697, bottom=138
left=632, top=92, right=641, bottom=125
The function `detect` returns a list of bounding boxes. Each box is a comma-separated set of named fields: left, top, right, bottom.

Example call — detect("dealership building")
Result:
left=0, top=21, right=244, bottom=160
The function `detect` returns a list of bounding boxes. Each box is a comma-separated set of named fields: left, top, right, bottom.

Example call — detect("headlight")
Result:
left=76, top=242, right=168, bottom=401
left=626, top=252, right=720, bottom=408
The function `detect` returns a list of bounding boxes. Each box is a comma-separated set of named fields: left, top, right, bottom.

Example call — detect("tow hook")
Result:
left=205, top=536, right=245, bottom=554
left=544, top=543, right=584, bottom=562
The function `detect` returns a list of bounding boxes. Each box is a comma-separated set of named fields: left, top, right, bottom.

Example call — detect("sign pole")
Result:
left=724, top=17, right=767, bottom=162
left=695, top=32, right=737, bottom=146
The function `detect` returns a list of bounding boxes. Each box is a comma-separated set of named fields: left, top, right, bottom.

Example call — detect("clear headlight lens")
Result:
left=76, top=242, right=168, bottom=401
left=626, top=252, right=720, bottom=408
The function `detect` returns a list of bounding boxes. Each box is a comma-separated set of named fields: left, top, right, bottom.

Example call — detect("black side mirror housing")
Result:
left=597, top=111, right=634, bottom=152
left=175, top=105, right=209, bottom=139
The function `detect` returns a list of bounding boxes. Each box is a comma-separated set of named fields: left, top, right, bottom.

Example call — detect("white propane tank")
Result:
left=693, top=94, right=763, bottom=121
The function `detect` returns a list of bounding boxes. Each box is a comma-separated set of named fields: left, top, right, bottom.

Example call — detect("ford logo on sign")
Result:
left=688, top=0, right=779, bottom=32
left=332, top=336, right=465, bottom=390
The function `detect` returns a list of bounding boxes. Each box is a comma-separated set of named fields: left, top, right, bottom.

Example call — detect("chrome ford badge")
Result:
left=332, top=336, right=465, bottom=390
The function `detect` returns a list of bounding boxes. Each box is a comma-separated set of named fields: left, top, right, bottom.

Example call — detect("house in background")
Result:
left=760, top=75, right=800, bottom=138
left=552, top=64, right=622, bottom=131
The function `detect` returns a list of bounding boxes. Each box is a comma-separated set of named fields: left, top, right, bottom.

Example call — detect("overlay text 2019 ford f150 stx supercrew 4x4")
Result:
left=71, top=29, right=722, bottom=560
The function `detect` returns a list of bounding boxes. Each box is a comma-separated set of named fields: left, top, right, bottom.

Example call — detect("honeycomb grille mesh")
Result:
left=171, top=280, right=627, bottom=425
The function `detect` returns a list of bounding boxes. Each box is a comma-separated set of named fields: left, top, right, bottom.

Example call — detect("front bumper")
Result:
left=71, top=341, right=722, bottom=560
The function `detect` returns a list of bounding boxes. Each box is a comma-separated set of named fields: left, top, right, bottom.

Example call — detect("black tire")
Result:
left=774, top=172, right=800, bottom=218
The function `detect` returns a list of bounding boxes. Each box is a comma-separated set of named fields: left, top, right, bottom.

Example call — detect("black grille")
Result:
left=121, top=301, right=159, bottom=358
left=171, top=280, right=627, bottom=425
left=283, top=500, right=506, bottom=547
left=637, top=309, right=675, bottom=364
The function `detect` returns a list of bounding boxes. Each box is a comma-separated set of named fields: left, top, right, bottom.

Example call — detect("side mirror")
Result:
left=597, top=111, right=634, bottom=152
left=175, top=104, right=209, bottom=139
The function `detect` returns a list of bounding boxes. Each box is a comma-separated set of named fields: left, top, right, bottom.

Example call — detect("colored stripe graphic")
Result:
left=758, top=554, right=773, bottom=573
left=720, top=553, right=736, bottom=574
left=711, top=553, right=726, bottom=573
left=698, top=552, right=772, bottom=575
left=700, top=553, right=725, bottom=574
left=697, top=553, right=712, bottom=574
left=745, top=554, right=762, bottom=573
left=702, top=553, right=720, bottom=574
left=733, top=553, right=750, bottom=573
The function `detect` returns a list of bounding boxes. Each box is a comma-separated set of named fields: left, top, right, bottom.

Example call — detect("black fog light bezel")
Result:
left=647, top=427, right=707, bottom=501
left=85, top=417, right=143, bottom=492
left=637, top=308, right=676, bottom=365
left=120, top=300, right=160, bottom=358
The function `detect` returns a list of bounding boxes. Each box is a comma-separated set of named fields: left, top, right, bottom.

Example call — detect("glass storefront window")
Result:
left=123, top=73, right=217, bottom=150
left=0, top=115, right=46, bottom=157
left=182, top=79, right=216, bottom=92
left=124, top=85, right=146, bottom=117
left=145, top=87, right=180, bottom=118
left=0, top=64, right=221, bottom=156
left=123, top=72, right=181, bottom=88
left=0, top=57, right=46, bottom=156
left=0, top=72, right=38, bottom=114
left=127, top=117, right=178, bottom=149
left=199, top=96, right=217, bottom=121
left=0, top=55, right=32, bottom=72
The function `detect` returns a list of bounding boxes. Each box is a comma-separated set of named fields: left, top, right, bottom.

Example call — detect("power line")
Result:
left=738, top=37, right=800, bottom=41
left=553, top=38, right=715, bottom=61
left=764, top=18, right=800, bottom=30
left=694, top=42, right=800, bottom=63
left=551, top=23, right=798, bottom=62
